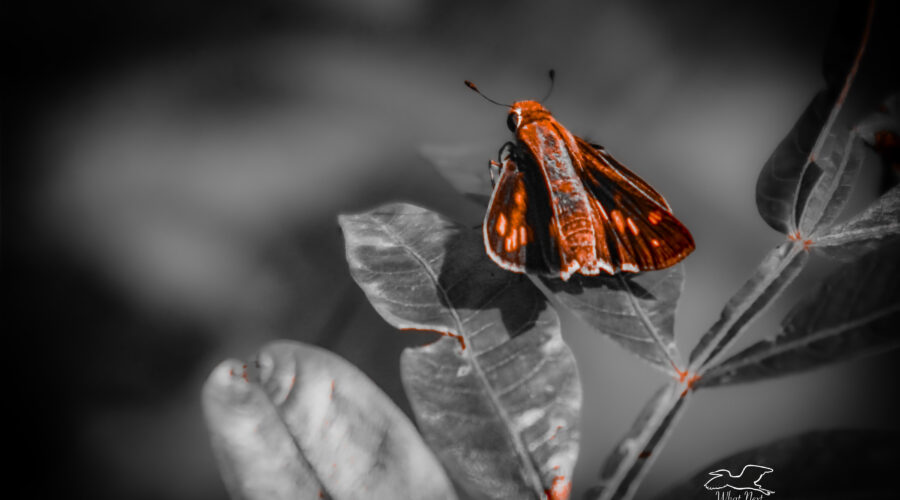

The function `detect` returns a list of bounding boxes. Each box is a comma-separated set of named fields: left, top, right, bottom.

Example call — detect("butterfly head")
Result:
left=507, top=100, right=552, bottom=132
left=463, top=79, right=554, bottom=133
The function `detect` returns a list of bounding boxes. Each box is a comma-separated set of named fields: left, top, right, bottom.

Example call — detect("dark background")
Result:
left=5, top=1, right=899, bottom=498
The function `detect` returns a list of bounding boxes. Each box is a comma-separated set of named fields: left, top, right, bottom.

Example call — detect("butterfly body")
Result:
left=484, top=100, right=694, bottom=281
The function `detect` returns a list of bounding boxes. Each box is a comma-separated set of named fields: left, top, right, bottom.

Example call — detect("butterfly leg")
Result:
left=488, top=160, right=501, bottom=187
left=497, top=141, right=516, bottom=164
left=489, top=142, right=518, bottom=187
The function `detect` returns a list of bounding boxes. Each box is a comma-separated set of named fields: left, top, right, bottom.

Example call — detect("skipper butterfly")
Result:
left=466, top=73, right=695, bottom=281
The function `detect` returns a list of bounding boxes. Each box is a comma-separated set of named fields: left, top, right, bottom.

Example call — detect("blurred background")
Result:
left=5, top=1, right=899, bottom=498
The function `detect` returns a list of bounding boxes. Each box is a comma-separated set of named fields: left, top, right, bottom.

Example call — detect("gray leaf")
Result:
left=798, top=131, right=864, bottom=237
left=698, top=244, right=900, bottom=387
left=815, top=184, right=900, bottom=260
left=402, top=332, right=580, bottom=500
left=539, top=266, right=685, bottom=375
left=340, top=203, right=581, bottom=500
left=202, top=341, right=455, bottom=500
left=756, top=91, right=833, bottom=234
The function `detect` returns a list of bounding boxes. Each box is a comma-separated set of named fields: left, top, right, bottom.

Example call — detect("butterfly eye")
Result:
left=506, top=113, right=518, bottom=132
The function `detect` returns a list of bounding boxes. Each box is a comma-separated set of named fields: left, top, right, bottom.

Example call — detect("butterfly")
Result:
left=466, top=76, right=695, bottom=281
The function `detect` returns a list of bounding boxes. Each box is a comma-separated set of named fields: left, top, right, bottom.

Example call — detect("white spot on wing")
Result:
left=496, top=214, right=507, bottom=235
left=627, top=218, right=639, bottom=235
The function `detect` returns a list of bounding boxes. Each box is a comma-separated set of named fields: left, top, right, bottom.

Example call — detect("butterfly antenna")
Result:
left=540, top=69, right=556, bottom=103
left=464, top=80, right=510, bottom=107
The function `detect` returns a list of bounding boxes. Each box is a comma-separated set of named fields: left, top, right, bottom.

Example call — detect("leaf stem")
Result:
left=595, top=384, right=690, bottom=500
left=590, top=4, right=877, bottom=499
left=618, top=274, right=683, bottom=376
left=689, top=242, right=807, bottom=373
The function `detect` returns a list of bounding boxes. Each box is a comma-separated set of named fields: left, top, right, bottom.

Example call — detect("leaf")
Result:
left=697, top=243, right=900, bottom=388
left=420, top=143, right=494, bottom=206
left=815, top=184, right=900, bottom=260
left=755, top=2, right=875, bottom=235
left=202, top=341, right=455, bottom=500
left=340, top=203, right=581, bottom=500
left=655, top=429, right=900, bottom=500
left=585, top=383, right=690, bottom=500
left=539, top=266, right=685, bottom=375
left=689, top=242, right=808, bottom=372
left=799, top=131, right=865, bottom=237
left=756, top=92, right=830, bottom=234
left=402, top=331, right=580, bottom=500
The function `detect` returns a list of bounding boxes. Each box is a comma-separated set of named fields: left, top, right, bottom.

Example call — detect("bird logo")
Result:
left=704, top=464, right=774, bottom=496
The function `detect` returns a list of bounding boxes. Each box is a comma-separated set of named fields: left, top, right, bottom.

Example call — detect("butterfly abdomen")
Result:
left=518, top=119, right=610, bottom=278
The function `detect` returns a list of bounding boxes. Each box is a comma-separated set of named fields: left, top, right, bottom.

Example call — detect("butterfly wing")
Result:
left=484, top=153, right=565, bottom=274
left=578, top=137, right=671, bottom=211
left=483, top=158, right=535, bottom=273
left=575, top=138, right=695, bottom=272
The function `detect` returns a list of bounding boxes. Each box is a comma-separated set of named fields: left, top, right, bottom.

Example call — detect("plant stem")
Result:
left=689, top=242, right=807, bottom=373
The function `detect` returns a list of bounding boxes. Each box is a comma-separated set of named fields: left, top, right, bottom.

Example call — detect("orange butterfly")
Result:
left=467, top=76, right=694, bottom=281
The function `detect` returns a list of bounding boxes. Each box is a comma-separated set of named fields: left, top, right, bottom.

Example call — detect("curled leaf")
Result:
left=815, top=184, right=900, bottom=260
left=340, top=203, right=581, bottom=499
left=539, top=266, right=685, bottom=375
left=655, top=429, right=900, bottom=499
left=698, top=244, right=900, bottom=387
left=203, top=358, right=323, bottom=500
left=202, top=341, right=455, bottom=500
left=756, top=92, right=830, bottom=234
